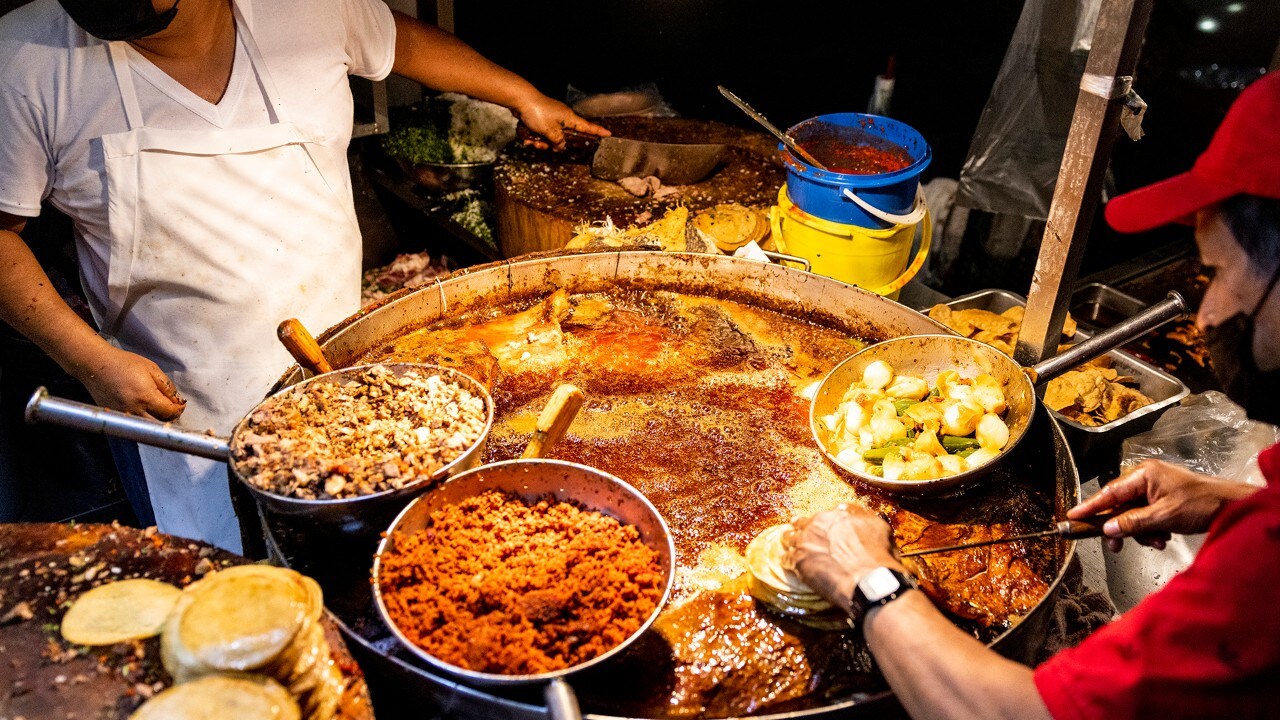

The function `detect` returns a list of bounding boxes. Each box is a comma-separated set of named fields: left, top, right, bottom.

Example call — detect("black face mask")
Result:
left=58, top=0, right=180, bottom=42
left=1204, top=263, right=1280, bottom=427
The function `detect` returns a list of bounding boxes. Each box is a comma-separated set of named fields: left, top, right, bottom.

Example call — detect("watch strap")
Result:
left=848, top=567, right=917, bottom=630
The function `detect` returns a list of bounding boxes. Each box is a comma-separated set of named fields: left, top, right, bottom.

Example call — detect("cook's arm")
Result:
left=387, top=11, right=608, bottom=149
left=0, top=214, right=185, bottom=420
left=789, top=509, right=1053, bottom=720
left=861, top=592, right=1051, bottom=720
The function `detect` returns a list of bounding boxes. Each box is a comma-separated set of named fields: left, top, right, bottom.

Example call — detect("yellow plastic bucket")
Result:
left=770, top=186, right=931, bottom=300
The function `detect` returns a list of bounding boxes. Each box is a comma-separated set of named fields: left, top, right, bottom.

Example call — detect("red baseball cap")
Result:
left=1106, top=71, right=1280, bottom=233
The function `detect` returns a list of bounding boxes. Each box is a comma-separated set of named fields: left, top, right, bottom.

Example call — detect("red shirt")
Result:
left=1034, top=444, right=1280, bottom=719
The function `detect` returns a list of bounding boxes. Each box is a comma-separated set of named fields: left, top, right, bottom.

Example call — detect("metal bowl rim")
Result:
left=371, top=457, right=677, bottom=686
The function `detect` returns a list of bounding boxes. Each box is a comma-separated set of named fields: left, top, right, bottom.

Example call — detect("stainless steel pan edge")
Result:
left=275, top=251, right=1080, bottom=719
left=273, top=251, right=953, bottom=390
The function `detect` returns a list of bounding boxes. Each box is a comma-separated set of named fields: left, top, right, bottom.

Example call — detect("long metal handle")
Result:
left=901, top=517, right=1107, bottom=557
left=544, top=677, right=582, bottom=720
left=1028, top=291, right=1186, bottom=384
left=716, top=86, right=827, bottom=170
left=25, top=388, right=231, bottom=460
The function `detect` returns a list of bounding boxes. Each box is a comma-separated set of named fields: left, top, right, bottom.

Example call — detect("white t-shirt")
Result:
left=0, top=0, right=395, bottom=323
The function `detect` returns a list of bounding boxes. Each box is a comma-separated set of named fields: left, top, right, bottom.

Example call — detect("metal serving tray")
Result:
left=926, top=289, right=1190, bottom=477
left=1071, top=283, right=1147, bottom=332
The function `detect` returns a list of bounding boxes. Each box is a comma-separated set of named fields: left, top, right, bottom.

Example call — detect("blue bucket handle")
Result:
left=841, top=183, right=928, bottom=226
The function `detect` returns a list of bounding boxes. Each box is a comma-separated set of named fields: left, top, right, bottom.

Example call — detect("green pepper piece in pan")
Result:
left=861, top=447, right=905, bottom=464
left=941, top=435, right=981, bottom=453
left=893, top=399, right=918, bottom=416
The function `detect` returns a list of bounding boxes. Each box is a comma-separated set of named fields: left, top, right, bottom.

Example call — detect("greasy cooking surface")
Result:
left=356, top=288, right=1063, bottom=718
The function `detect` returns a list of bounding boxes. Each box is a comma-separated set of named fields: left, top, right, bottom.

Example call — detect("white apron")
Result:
left=99, top=1, right=361, bottom=551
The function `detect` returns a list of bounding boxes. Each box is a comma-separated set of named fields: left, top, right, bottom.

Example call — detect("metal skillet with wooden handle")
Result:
left=516, top=124, right=726, bottom=185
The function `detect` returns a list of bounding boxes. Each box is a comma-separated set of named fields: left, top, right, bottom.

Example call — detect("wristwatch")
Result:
left=848, top=566, right=918, bottom=631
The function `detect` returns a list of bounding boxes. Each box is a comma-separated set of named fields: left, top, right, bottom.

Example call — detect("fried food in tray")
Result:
left=927, top=304, right=1077, bottom=357
left=1042, top=356, right=1153, bottom=427
left=817, top=359, right=1012, bottom=481
left=928, top=303, right=1152, bottom=426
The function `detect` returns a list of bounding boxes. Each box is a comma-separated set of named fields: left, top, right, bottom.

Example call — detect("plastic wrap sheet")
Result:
left=1102, top=392, right=1279, bottom=611
left=955, top=0, right=1101, bottom=220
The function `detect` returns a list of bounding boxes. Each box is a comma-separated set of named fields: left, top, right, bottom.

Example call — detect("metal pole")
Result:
left=1014, top=0, right=1155, bottom=366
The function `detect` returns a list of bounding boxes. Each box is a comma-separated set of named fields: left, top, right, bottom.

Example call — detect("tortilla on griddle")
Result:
left=128, top=673, right=300, bottom=720
left=60, top=578, right=182, bottom=646
left=177, top=570, right=309, bottom=672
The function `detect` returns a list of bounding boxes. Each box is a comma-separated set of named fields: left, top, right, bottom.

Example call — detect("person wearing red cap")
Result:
left=784, top=71, right=1280, bottom=719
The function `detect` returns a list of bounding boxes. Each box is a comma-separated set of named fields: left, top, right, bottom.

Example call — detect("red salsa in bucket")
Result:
left=792, top=119, right=914, bottom=175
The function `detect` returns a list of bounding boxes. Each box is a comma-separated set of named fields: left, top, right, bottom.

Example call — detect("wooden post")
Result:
left=1013, top=0, right=1155, bottom=366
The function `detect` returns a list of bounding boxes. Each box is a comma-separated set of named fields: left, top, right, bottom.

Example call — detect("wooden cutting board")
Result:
left=0, top=522, right=374, bottom=719
left=494, top=117, right=785, bottom=258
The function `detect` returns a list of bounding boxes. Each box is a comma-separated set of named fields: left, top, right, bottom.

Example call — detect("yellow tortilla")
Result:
left=60, top=578, right=181, bottom=646
left=177, top=569, right=308, bottom=672
left=693, top=204, right=761, bottom=252
left=129, top=674, right=300, bottom=720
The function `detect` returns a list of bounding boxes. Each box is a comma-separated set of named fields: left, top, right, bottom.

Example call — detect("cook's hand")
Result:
left=74, top=346, right=186, bottom=421
left=514, top=94, right=609, bottom=151
left=786, top=505, right=905, bottom=614
left=1069, top=459, right=1258, bottom=552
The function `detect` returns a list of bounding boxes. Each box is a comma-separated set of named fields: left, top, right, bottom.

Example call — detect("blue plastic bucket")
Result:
left=781, top=113, right=931, bottom=228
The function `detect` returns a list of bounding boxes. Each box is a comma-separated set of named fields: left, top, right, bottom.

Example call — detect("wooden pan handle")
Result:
left=277, top=318, right=333, bottom=375
left=522, top=384, right=585, bottom=459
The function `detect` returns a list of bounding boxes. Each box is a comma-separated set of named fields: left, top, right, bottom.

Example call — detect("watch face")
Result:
left=860, top=567, right=902, bottom=602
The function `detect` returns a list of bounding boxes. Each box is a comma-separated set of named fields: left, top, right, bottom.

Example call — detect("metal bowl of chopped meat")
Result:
left=25, top=362, right=494, bottom=537
left=228, top=363, right=494, bottom=533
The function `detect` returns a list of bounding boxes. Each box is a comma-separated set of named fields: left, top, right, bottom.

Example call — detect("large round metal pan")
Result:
left=264, top=251, right=1083, bottom=719
left=26, top=362, right=494, bottom=535
left=372, top=459, right=676, bottom=720
left=811, top=292, right=1185, bottom=496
